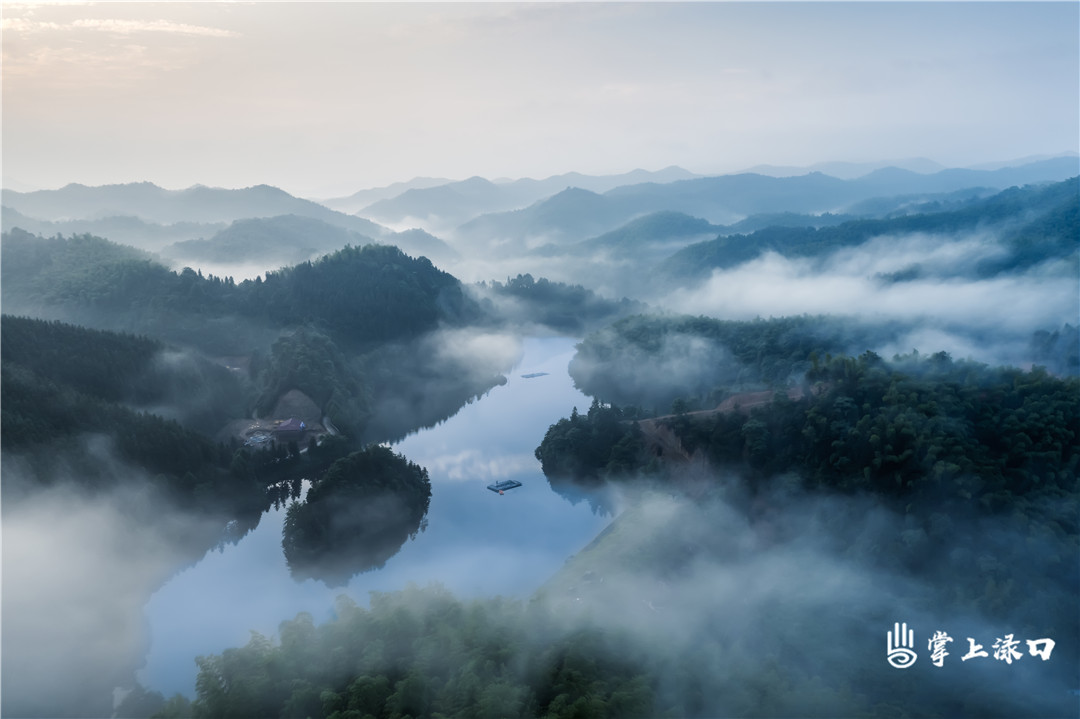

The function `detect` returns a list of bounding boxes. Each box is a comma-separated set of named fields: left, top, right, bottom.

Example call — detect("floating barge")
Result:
left=487, top=479, right=523, bottom=494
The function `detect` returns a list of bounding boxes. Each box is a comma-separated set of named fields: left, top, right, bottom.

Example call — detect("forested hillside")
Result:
left=0, top=317, right=264, bottom=515
left=1, top=230, right=478, bottom=354
left=658, top=177, right=1079, bottom=283
left=543, top=346, right=1080, bottom=503
left=528, top=334, right=1079, bottom=719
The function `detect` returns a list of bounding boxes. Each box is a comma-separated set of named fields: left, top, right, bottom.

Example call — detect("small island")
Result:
left=282, top=445, right=432, bottom=586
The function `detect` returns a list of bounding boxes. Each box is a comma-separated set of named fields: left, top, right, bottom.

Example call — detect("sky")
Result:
left=3, top=1, right=1078, bottom=199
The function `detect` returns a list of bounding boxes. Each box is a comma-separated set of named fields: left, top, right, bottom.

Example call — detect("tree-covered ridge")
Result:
left=163, top=214, right=365, bottom=265
left=1, top=230, right=479, bottom=353
left=541, top=349, right=1080, bottom=510
left=800, top=352, right=1078, bottom=501
left=566, top=210, right=720, bottom=256
left=248, top=244, right=476, bottom=343
left=0, top=355, right=263, bottom=514
left=534, top=398, right=646, bottom=482
left=1, top=315, right=247, bottom=429
left=0, top=316, right=247, bottom=485
left=0, top=315, right=332, bottom=516
left=1, top=315, right=163, bottom=403
left=282, top=446, right=432, bottom=585
left=530, top=349, right=1079, bottom=719
left=658, top=177, right=1079, bottom=282
left=0, top=204, right=228, bottom=253
left=719, top=209, right=857, bottom=234
left=0, top=230, right=171, bottom=309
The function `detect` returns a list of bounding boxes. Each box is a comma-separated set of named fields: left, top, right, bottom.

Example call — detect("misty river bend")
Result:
left=138, top=336, right=612, bottom=699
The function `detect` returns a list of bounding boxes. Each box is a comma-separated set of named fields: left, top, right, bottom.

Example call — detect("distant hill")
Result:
left=740, top=157, right=948, bottom=179
left=852, top=157, right=1080, bottom=196
left=319, top=177, right=454, bottom=214
left=162, top=215, right=460, bottom=270
left=1, top=206, right=226, bottom=252
left=656, top=177, right=1080, bottom=284
left=603, top=171, right=874, bottom=222
left=455, top=187, right=636, bottom=252
left=357, top=167, right=699, bottom=230
left=493, top=165, right=698, bottom=202
left=843, top=186, right=1000, bottom=217
left=965, top=152, right=1080, bottom=172
left=1, top=182, right=393, bottom=237
left=568, top=211, right=722, bottom=258
left=455, top=172, right=858, bottom=249
left=359, top=176, right=517, bottom=229
left=735, top=154, right=1078, bottom=180
left=1, top=229, right=477, bottom=354
left=718, top=211, right=857, bottom=235
left=389, top=228, right=461, bottom=266
left=455, top=171, right=859, bottom=248
left=162, top=215, right=368, bottom=267
left=477, top=158, right=1080, bottom=245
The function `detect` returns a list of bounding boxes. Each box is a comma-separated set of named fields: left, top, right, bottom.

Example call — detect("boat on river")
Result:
left=487, top=479, right=523, bottom=494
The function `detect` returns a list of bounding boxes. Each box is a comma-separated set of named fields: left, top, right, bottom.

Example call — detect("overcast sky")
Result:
left=3, top=2, right=1077, bottom=198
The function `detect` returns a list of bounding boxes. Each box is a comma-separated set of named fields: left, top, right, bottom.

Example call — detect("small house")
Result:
left=274, top=418, right=307, bottom=442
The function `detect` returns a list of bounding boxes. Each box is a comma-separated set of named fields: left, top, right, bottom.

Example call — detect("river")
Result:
left=138, top=336, right=612, bottom=699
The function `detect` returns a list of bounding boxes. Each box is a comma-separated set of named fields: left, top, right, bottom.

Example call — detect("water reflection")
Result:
left=139, top=337, right=612, bottom=699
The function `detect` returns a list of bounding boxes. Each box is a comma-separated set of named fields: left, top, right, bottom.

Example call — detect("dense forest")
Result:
left=542, top=346, right=1080, bottom=504
left=0, top=316, right=264, bottom=512
left=1, top=315, right=248, bottom=429
left=163, top=214, right=365, bottom=265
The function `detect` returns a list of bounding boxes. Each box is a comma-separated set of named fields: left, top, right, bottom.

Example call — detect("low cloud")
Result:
left=540, top=483, right=1077, bottom=718
left=662, top=233, right=1077, bottom=366
left=2, top=452, right=232, bottom=718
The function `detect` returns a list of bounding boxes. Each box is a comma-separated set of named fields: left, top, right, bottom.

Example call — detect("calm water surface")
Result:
left=139, top=336, right=611, bottom=698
